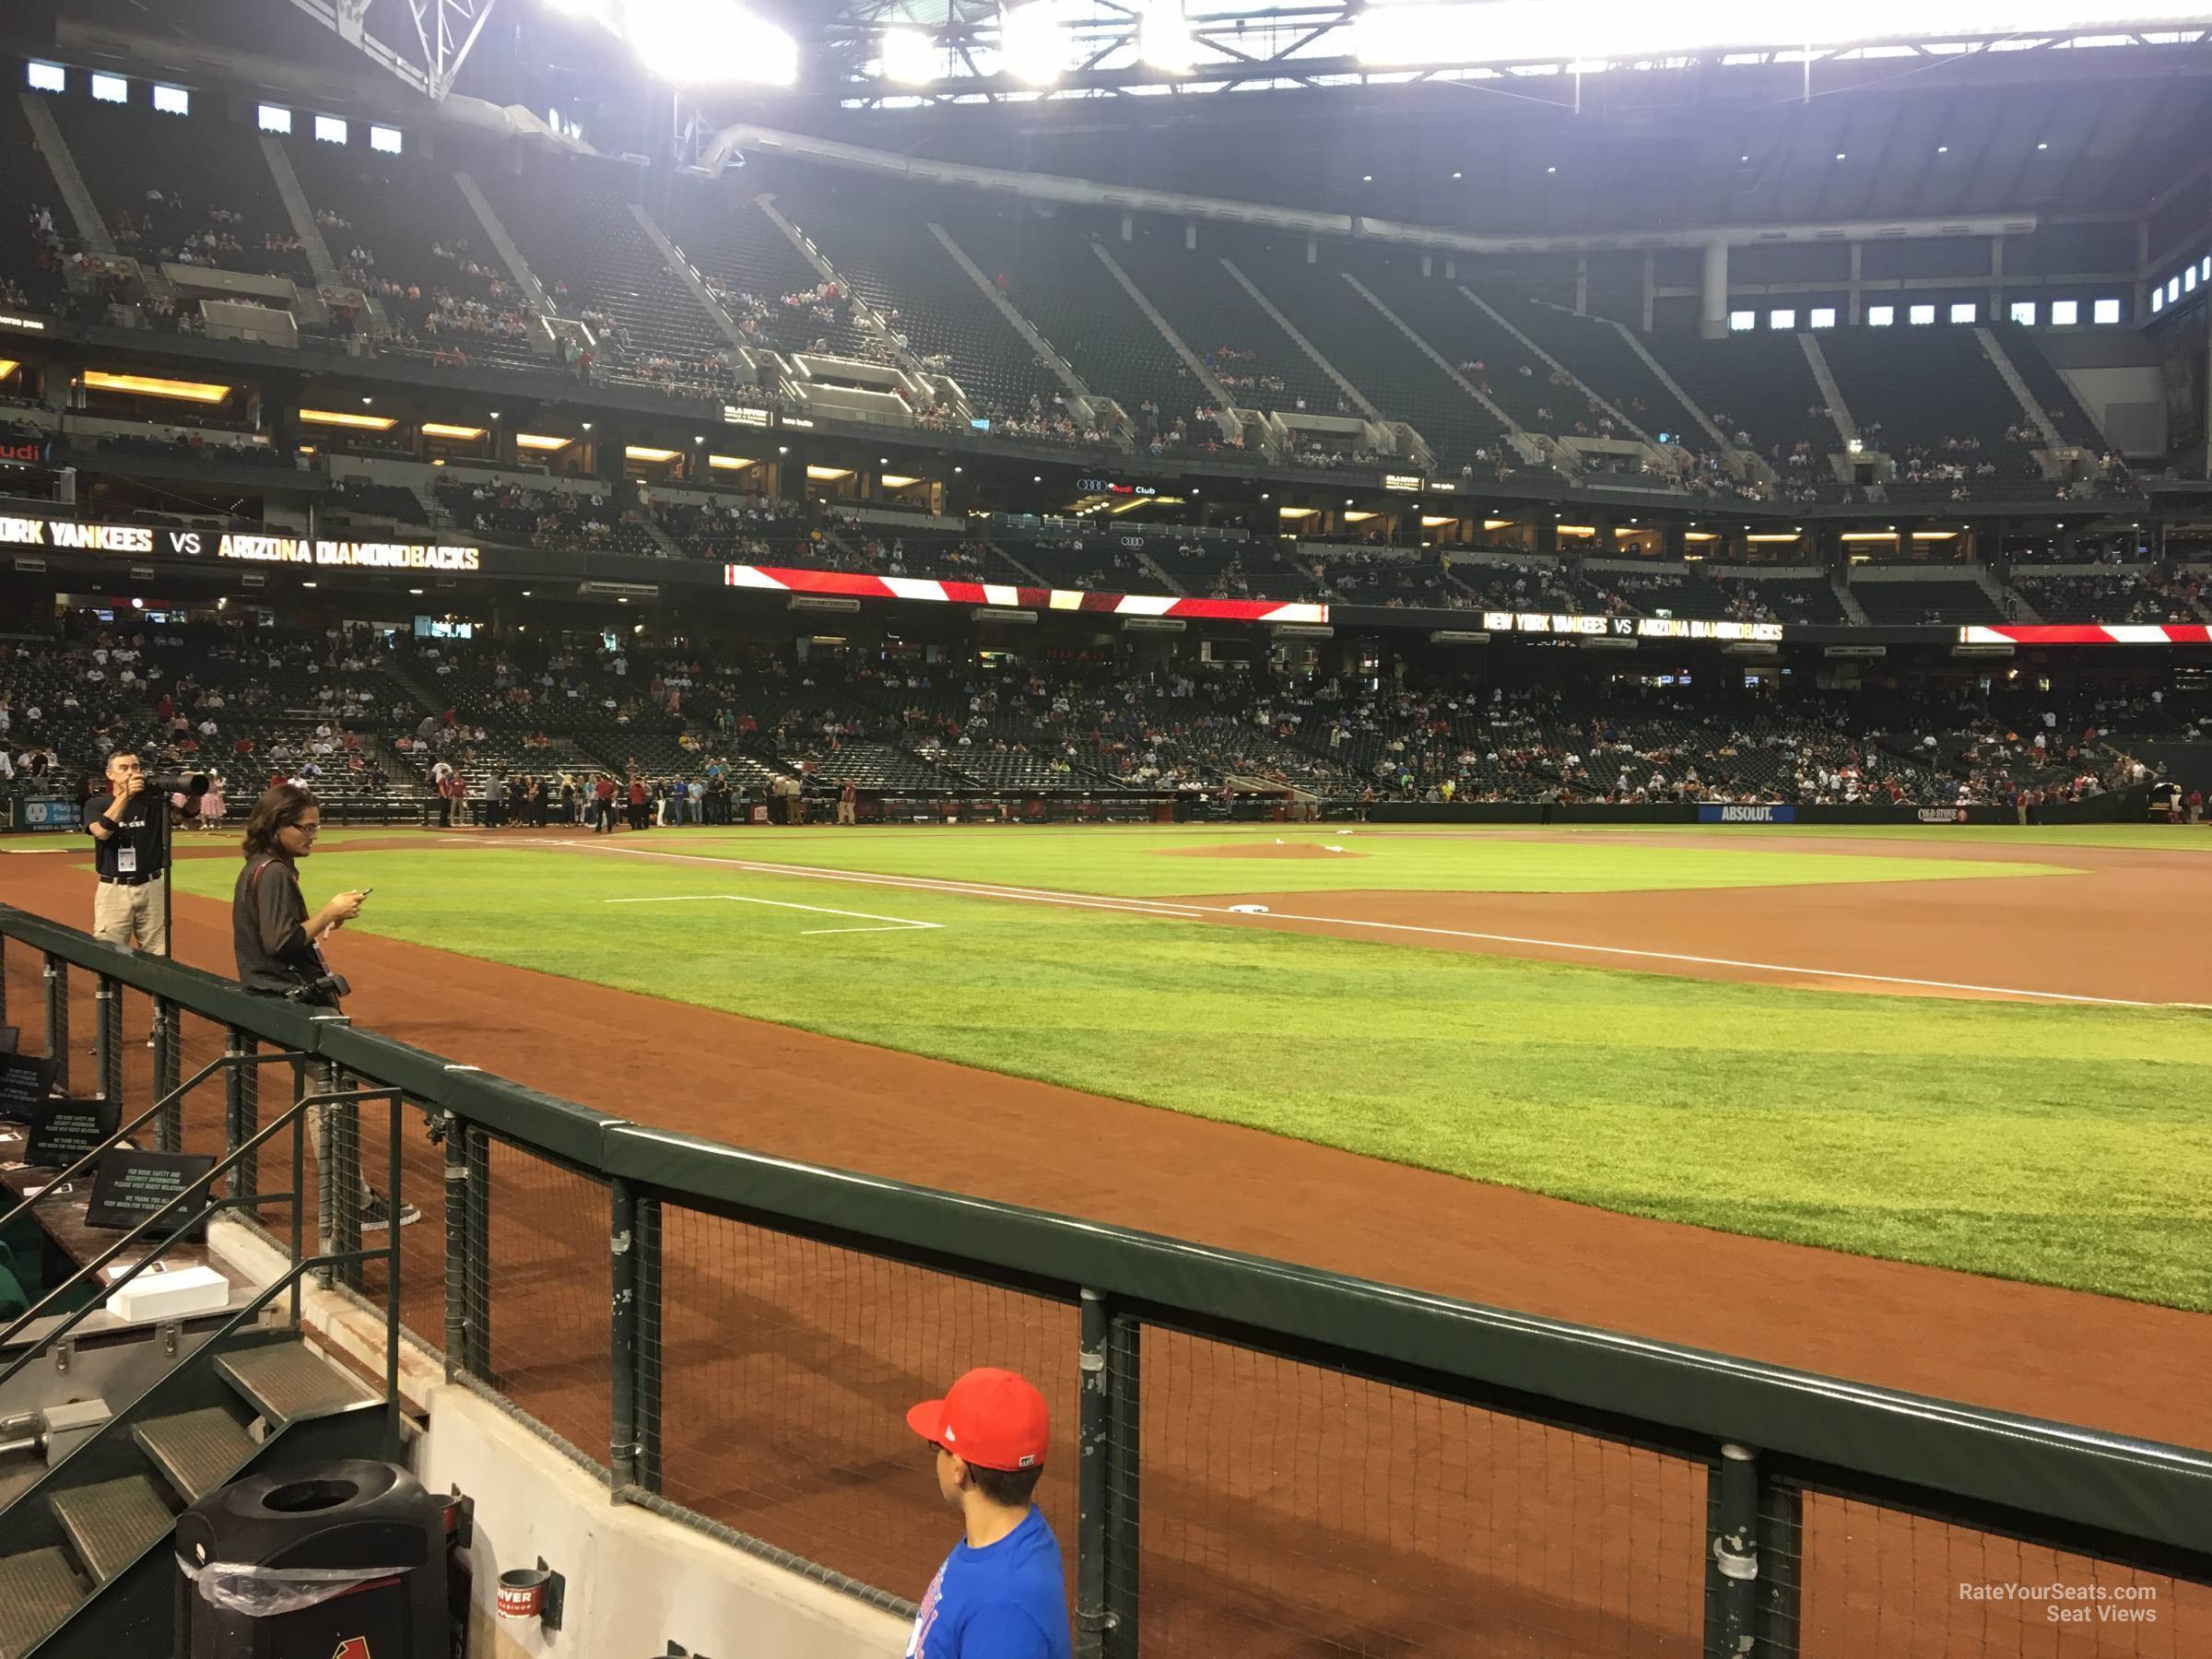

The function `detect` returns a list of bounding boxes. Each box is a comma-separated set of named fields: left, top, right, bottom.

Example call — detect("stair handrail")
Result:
left=0, top=1086, right=400, bottom=1382
left=0, top=1050, right=307, bottom=1238
left=4, top=1242, right=401, bottom=1535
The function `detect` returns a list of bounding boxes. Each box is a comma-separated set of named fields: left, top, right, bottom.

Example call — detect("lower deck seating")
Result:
left=2010, top=568, right=2204, bottom=624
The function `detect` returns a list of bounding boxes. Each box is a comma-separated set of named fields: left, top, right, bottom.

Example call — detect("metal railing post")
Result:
left=1705, top=1442, right=1761, bottom=1659
left=1077, top=1289, right=1112, bottom=1659
left=289, top=1102, right=306, bottom=1332
left=226, top=1029, right=259, bottom=1207
left=0, top=931, right=9, bottom=1026
left=463, top=1128, right=491, bottom=1376
left=384, top=1092, right=404, bottom=1462
left=636, top=1190, right=662, bottom=1495
left=152, top=995, right=181, bottom=1151
left=1102, top=1311, right=1141, bottom=1659
left=317, top=1046, right=364, bottom=1292
left=442, top=1115, right=468, bottom=1383
left=42, top=953, right=66, bottom=1095
left=611, top=1177, right=640, bottom=1495
left=94, top=972, right=121, bottom=1105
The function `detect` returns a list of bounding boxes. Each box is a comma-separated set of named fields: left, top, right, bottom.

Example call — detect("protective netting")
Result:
left=1782, top=1488, right=2204, bottom=1658
left=467, top=1139, right=609, bottom=1463
left=1119, top=1325, right=1707, bottom=1657
left=646, top=1204, right=1077, bottom=1603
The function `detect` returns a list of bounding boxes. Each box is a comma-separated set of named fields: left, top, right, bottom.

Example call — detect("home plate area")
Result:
left=603, top=893, right=944, bottom=936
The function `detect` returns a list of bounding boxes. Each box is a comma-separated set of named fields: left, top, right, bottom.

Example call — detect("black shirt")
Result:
left=84, top=791, right=166, bottom=883
left=232, top=853, right=321, bottom=994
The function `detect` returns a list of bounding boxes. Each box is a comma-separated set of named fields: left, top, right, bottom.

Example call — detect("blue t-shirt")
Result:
left=906, top=1506, right=1071, bottom=1659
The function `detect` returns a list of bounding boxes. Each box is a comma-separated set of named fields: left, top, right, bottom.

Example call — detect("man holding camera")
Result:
left=85, top=751, right=171, bottom=958
left=232, top=782, right=417, bottom=1230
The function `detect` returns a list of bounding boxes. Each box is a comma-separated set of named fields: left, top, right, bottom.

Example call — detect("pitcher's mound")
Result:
left=1153, top=842, right=1368, bottom=860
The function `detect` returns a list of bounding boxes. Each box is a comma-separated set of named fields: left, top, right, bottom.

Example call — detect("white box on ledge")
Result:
left=105, top=1265, right=229, bottom=1323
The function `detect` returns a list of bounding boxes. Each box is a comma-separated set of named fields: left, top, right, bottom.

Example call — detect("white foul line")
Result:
left=1176, top=908, right=2158, bottom=1006
left=604, top=892, right=940, bottom=934
left=570, top=841, right=1205, bottom=918
left=561, top=841, right=2161, bottom=1006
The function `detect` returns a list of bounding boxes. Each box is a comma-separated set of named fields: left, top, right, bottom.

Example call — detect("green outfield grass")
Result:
left=167, top=829, right=2212, bottom=1312
left=1377, top=822, right=2212, bottom=853
left=530, top=823, right=2082, bottom=899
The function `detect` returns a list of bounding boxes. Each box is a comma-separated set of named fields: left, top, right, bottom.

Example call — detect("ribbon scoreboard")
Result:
left=0, top=515, right=480, bottom=571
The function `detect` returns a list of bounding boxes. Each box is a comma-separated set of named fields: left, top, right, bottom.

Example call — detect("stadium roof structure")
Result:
left=772, top=54, right=2212, bottom=236
left=804, top=1, right=2212, bottom=106
left=15, top=0, right=2212, bottom=239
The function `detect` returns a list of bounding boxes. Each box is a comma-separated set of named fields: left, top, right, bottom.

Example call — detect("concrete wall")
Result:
left=416, top=1387, right=911, bottom=1659
left=2058, top=365, right=2167, bottom=454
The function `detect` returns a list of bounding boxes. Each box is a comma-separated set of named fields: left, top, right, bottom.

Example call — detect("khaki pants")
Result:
left=836, top=801, right=855, bottom=825
left=91, top=877, right=168, bottom=955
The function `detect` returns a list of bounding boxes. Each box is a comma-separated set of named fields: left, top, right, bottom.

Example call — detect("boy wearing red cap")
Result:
left=904, top=1368, right=1072, bottom=1659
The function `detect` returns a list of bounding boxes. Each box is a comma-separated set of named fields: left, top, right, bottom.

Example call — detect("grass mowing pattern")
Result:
left=171, top=831, right=2212, bottom=1312
left=571, top=825, right=2079, bottom=898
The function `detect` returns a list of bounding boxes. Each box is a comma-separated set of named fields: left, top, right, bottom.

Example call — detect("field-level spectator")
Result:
left=904, top=1368, right=1071, bottom=1659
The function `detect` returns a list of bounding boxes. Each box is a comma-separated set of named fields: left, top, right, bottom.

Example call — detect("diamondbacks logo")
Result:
left=333, top=1639, right=373, bottom=1659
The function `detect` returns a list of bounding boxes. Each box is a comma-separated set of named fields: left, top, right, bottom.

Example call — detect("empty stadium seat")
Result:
left=1647, top=335, right=1841, bottom=465
left=49, top=99, right=313, bottom=284
left=949, top=207, right=1206, bottom=437
left=1115, top=232, right=1343, bottom=418
left=1252, top=261, right=1513, bottom=473
left=657, top=183, right=877, bottom=360
left=782, top=180, right=1071, bottom=427
left=1848, top=578, right=2003, bottom=625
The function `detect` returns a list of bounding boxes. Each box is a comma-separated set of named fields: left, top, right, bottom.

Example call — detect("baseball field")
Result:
left=125, top=818, right=2208, bottom=1314
left=6, top=818, right=2209, bottom=1656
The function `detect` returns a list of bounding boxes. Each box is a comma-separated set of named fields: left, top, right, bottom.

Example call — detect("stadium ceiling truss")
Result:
left=288, top=0, right=500, bottom=101
left=820, top=3, right=2212, bottom=107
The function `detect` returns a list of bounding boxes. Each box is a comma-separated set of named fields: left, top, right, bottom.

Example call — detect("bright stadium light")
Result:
left=621, top=0, right=798, bottom=87
left=1001, top=2, right=1071, bottom=85
left=1139, top=0, right=1196, bottom=73
left=881, top=25, right=941, bottom=84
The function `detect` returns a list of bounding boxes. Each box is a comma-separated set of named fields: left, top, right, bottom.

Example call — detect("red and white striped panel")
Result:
left=1959, top=624, right=2212, bottom=646
left=725, top=564, right=1328, bottom=625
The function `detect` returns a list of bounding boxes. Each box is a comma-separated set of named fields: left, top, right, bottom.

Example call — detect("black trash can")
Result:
left=173, top=1460, right=446, bottom=1658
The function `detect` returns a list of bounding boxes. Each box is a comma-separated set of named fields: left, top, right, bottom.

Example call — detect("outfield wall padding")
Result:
left=1367, top=793, right=2152, bottom=827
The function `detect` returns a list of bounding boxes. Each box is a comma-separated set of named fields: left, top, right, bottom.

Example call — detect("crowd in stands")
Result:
left=646, top=490, right=851, bottom=562
left=708, top=274, right=864, bottom=359
left=2009, top=565, right=2205, bottom=624
left=1306, top=548, right=1469, bottom=609
left=0, top=606, right=2191, bottom=819
left=1308, top=677, right=2155, bottom=810
left=436, top=477, right=660, bottom=556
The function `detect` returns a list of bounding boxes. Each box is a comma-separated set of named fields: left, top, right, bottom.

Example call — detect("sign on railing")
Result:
left=1482, top=610, right=1784, bottom=641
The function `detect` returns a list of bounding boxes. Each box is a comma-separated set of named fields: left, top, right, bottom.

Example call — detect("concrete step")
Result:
left=50, top=1474, right=173, bottom=1586
left=217, top=1341, right=374, bottom=1425
left=135, top=1407, right=256, bottom=1504
left=0, top=1547, right=83, bottom=1659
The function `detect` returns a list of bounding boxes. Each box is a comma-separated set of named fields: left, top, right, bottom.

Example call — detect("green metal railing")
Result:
left=1, top=901, right=2206, bottom=1658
